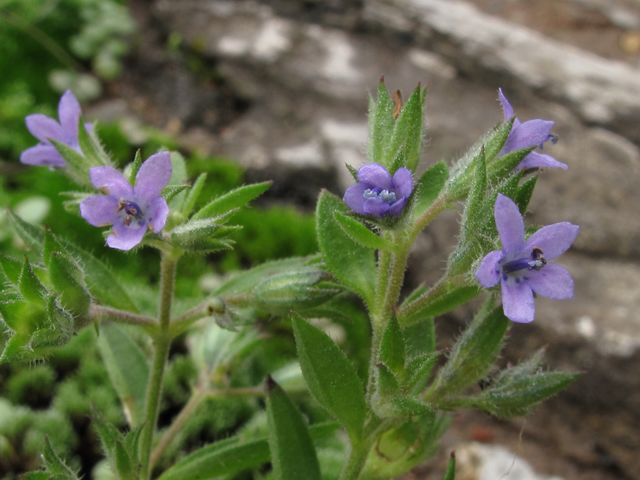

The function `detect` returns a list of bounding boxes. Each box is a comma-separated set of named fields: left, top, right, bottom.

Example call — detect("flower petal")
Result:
left=498, top=88, right=514, bottom=121
left=58, top=90, right=81, bottom=138
left=501, top=280, right=535, bottom=323
left=25, top=114, right=65, bottom=144
left=20, top=144, right=66, bottom=167
left=147, top=197, right=170, bottom=233
left=108, top=222, right=147, bottom=251
left=363, top=197, right=390, bottom=218
left=90, top=166, right=134, bottom=198
left=392, top=167, right=413, bottom=199
left=80, top=195, right=119, bottom=227
left=515, top=151, right=567, bottom=171
left=135, top=151, right=172, bottom=199
left=343, top=183, right=369, bottom=215
left=523, top=222, right=579, bottom=261
left=527, top=263, right=574, bottom=300
left=387, top=198, right=406, bottom=217
left=476, top=250, right=504, bottom=288
left=357, top=163, right=392, bottom=191
left=494, top=194, right=524, bottom=253
left=503, top=119, right=554, bottom=153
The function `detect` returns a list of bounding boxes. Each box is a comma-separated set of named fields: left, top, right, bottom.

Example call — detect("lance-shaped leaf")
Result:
left=97, top=323, right=149, bottom=426
left=316, top=190, right=376, bottom=304
left=443, top=452, right=456, bottom=480
left=368, top=80, right=396, bottom=168
left=292, top=315, right=367, bottom=440
left=398, top=283, right=481, bottom=328
left=91, top=405, right=138, bottom=480
left=405, top=352, right=440, bottom=395
left=0, top=253, right=23, bottom=285
left=380, top=316, right=405, bottom=377
left=266, top=376, right=322, bottom=480
left=372, top=391, right=434, bottom=418
left=487, top=146, right=535, bottom=181
left=428, top=300, right=509, bottom=402
left=161, top=185, right=190, bottom=203
left=170, top=217, right=239, bottom=252
left=388, top=84, right=426, bottom=172
left=515, top=175, right=538, bottom=214
left=50, top=139, right=93, bottom=188
left=404, top=316, right=436, bottom=357
left=334, top=212, right=394, bottom=251
left=484, top=116, right=514, bottom=162
left=376, top=363, right=400, bottom=396
left=127, top=150, right=143, bottom=185
left=78, top=117, right=111, bottom=167
left=412, top=161, right=448, bottom=221
left=34, top=436, right=79, bottom=480
left=192, top=181, right=272, bottom=220
left=157, top=423, right=338, bottom=480
left=49, top=253, right=91, bottom=319
left=19, top=257, right=47, bottom=305
left=182, top=172, right=207, bottom=217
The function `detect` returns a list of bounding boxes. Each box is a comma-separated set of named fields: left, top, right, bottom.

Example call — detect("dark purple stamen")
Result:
left=503, top=247, right=547, bottom=274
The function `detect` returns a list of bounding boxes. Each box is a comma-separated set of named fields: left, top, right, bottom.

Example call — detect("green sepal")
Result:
left=443, top=452, right=456, bottom=480
left=31, top=295, right=73, bottom=349
left=182, top=172, right=207, bottom=217
left=368, top=80, right=395, bottom=168
left=388, top=84, right=425, bottom=172
left=49, top=253, right=91, bottom=319
left=60, top=191, right=92, bottom=215
left=376, top=363, right=400, bottom=395
left=49, top=139, right=92, bottom=188
left=345, top=163, right=359, bottom=182
left=316, top=190, right=376, bottom=304
left=91, top=405, right=138, bottom=480
left=292, top=315, right=367, bottom=441
left=251, top=267, right=339, bottom=315
left=515, top=175, right=538, bottom=214
left=0, top=300, right=32, bottom=333
left=398, top=284, right=481, bottom=328
left=380, top=316, right=405, bottom=377
left=169, top=217, right=240, bottom=252
left=428, top=299, right=509, bottom=402
left=191, top=181, right=272, bottom=220
left=487, top=146, right=536, bottom=181
left=483, top=116, right=514, bottom=162
left=97, top=323, right=149, bottom=427
left=19, top=257, right=48, bottom=305
left=373, top=392, right=434, bottom=418
left=77, top=117, right=111, bottom=167
left=266, top=376, right=322, bottom=480
left=161, top=185, right=190, bottom=203
left=39, top=436, right=80, bottom=479
left=0, top=253, right=22, bottom=285
left=127, top=149, right=143, bottom=185
left=412, top=161, right=448, bottom=221
left=334, top=212, right=394, bottom=251
left=405, top=352, right=440, bottom=395
left=404, top=316, right=436, bottom=357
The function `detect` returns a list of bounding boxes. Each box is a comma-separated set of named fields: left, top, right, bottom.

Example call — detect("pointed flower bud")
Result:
left=20, top=90, right=90, bottom=169
left=79, top=152, right=172, bottom=250
left=498, top=88, right=567, bottom=171
left=475, top=194, right=579, bottom=323
left=343, top=163, right=413, bottom=218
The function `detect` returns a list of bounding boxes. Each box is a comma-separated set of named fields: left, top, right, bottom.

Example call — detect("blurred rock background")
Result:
left=3, top=0, right=640, bottom=479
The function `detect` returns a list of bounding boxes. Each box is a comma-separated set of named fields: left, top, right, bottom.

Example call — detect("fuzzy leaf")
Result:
left=443, top=452, right=456, bottom=480
left=192, top=181, right=272, bottom=220
left=334, top=212, right=393, bottom=251
left=49, top=253, right=90, bottom=318
left=388, top=84, right=425, bottom=171
left=127, top=150, right=143, bottom=185
left=50, top=139, right=92, bottom=188
left=412, top=161, right=448, bottom=220
left=169, top=217, right=240, bottom=252
left=77, top=117, right=110, bottom=167
left=399, top=284, right=481, bottom=328
left=368, top=81, right=396, bottom=168
left=161, top=185, right=190, bottom=203
left=376, top=363, right=400, bottom=395
left=488, top=146, right=535, bottom=180
left=516, top=175, right=538, bottom=214
left=483, top=117, right=514, bottom=162
left=19, top=257, right=47, bottom=304
left=406, top=352, right=440, bottom=395
left=182, top=173, right=208, bottom=217
left=380, top=316, right=405, bottom=377
left=404, top=317, right=436, bottom=358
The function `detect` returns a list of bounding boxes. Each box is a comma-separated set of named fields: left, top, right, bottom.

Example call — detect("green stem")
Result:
left=169, top=297, right=225, bottom=337
left=88, top=304, right=157, bottom=329
left=339, top=416, right=390, bottom=480
left=140, top=249, right=181, bottom=480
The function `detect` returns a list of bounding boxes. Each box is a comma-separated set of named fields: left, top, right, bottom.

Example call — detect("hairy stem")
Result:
left=88, top=304, right=157, bottom=329
left=140, top=249, right=181, bottom=480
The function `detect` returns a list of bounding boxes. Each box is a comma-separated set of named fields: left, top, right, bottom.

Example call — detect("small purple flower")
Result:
left=343, top=163, right=412, bottom=218
left=476, top=194, right=579, bottom=323
left=79, top=152, right=172, bottom=251
left=498, top=88, right=567, bottom=171
left=20, top=90, right=87, bottom=168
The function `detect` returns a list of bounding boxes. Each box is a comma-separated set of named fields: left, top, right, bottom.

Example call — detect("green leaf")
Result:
left=0, top=253, right=22, bottom=285
left=50, top=139, right=92, bottom=188
left=373, top=392, right=434, bottom=418
left=316, top=190, right=376, bottom=303
left=77, top=116, right=111, bottom=167
left=41, top=436, right=79, bottom=479
left=404, top=316, right=436, bottom=357
left=443, top=451, right=456, bottom=480
left=516, top=175, right=538, bottom=214
left=388, top=84, right=425, bottom=172
left=399, top=284, right=481, bottom=328
left=368, top=81, right=395, bottom=168
left=488, top=146, right=536, bottom=180
left=483, top=116, right=514, bottom=162
left=428, top=301, right=509, bottom=401
left=19, top=257, right=47, bottom=304
left=182, top=173, right=208, bottom=217
left=91, top=405, right=124, bottom=461
left=380, top=316, right=405, bottom=377
left=158, top=424, right=339, bottom=480
left=266, top=376, right=322, bottom=480
left=405, top=352, right=440, bottom=395
left=334, top=212, right=393, bottom=251
left=8, top=212, right=139, bottom=312
left=97, top=323, right=149, bottom=426
left=412, top=161, right=448, bottom=220
left=192, top=181, right=272, bottom=220
left=292, top=315, right=367, bottom=440
left=49, top=253, right=91, bottom=318
left=376, top=363, right=400, bottom=395
left=345, top=163, right=358, bottom=182
left=161, top=185, right=190, bottom=203
left=169, top=217, right=240, bottom=252
left=128, top=150, right=143, bottom=185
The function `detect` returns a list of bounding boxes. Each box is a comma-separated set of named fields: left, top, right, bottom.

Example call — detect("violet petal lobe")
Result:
left=503, top=119, right=554, bottom=152
left=80, top=195, right=120, bottom=227
left=343, top=183, right=369, bottom=215
left=357, top=163, right=392, bottom=191
left=387, top=198, right=407, bottom=217
left=498, top=88, right=514, bottom=121
left=20, top=144, right=66, bottom=167
left=147, top=197, right=170, bottom=233
left=25, top=114, right=65, bottom=144
left=363, top=197, right=390, bottom=218
left=107, top=223, right=148, bottom=251
left=527, top=263, right=574, bottom=300
left=58, top=90, right=81, bottom=138
left=494, top=194, right=524, bottom=253
left=516, top=151, right=567, bottom=171
left=523, top=222, right=579, bottom=260
left=393, top=167, right=413, bottom=199
left=134, top=151, right=172, bottom=199
left=501, top=280, right=535, bottom=323
left=90, top=166, right=134, bottom=198
left=475, top=250, right=504, bottom=288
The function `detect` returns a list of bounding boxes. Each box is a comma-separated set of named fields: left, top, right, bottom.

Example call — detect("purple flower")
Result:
left=20, top=90, right=87, bottom=168
left=79, top=152, right=172, bottom=251
left=476, top=194, right=579, bottom=323
left=343, top=163, right=413, bottom=218
left=498, top=89, right=567, bottom=171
